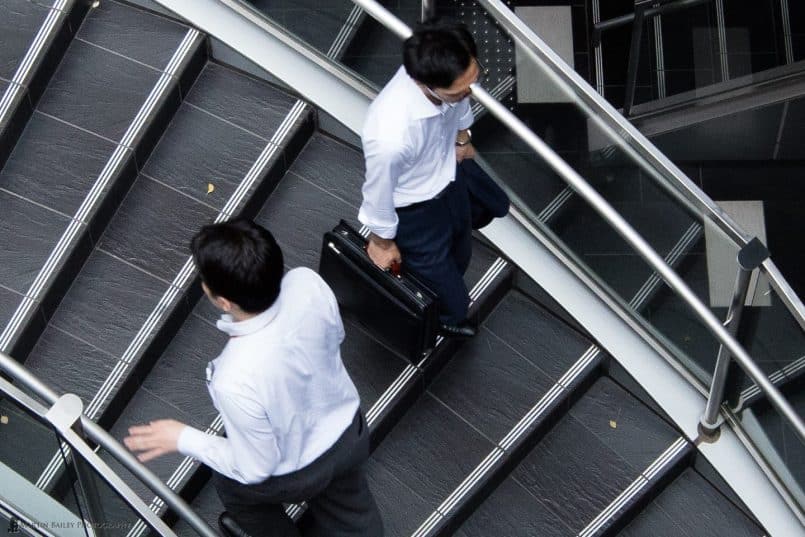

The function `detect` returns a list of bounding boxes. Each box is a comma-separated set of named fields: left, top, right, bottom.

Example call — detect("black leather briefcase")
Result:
left=319, top=220, right=439, bottom=362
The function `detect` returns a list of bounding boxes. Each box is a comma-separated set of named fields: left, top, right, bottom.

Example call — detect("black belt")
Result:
left=396, top=182, right=452, bottom=213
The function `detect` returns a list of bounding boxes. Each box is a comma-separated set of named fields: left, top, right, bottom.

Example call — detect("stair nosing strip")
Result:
left=12, top=7, right=63, bottom=86
left=327, top=5, right=363, bottom=58
left=32, top=90, right=307, bottom=494
left=2, top=29, right=201, bottom=351
left=578, top=477, right=650, bottom=537
left=499, top=382, right=565, bottom=451
left=577, top=436, right=688, bottom=537
left=0, top=81, right=25, bottom=121
left=407, top=348, right=601, bottom=536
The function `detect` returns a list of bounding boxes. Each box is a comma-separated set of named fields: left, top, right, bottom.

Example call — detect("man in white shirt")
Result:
left=359, top=19, right=485, bottom=338
left=124, top=219, right=382, bottom=537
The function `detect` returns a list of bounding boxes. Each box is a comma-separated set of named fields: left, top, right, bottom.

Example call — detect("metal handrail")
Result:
left=475, top=0, right=805, bottom=332
left=349, top=0, right=805, bottom=441
left=0, top=352, right=219, bottom=537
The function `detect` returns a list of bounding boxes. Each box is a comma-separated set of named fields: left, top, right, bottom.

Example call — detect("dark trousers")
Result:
left=395, top=170, right=472, bottom=325
left=214, top=411, right=383, bottom=537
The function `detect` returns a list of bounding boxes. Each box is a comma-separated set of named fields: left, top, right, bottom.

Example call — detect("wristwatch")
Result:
left=455, top=129, right=472, bottom=147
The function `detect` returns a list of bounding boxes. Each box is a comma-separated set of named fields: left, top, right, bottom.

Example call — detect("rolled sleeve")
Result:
left=457, top=97, right=474, bottom=130
left=358, top=138, right=407, bottom=239
left=177, top=391, right=280, bottom=484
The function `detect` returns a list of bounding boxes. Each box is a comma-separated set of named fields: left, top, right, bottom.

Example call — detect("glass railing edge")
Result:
left=474, top=0, right=805, bottom=324
left=0, top=353, right=218, bottom=537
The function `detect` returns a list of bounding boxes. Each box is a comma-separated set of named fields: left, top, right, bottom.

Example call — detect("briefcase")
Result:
left=319, top=220, right=439, bottom=362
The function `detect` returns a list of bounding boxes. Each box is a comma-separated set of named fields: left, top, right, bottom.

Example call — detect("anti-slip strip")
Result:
left=578, top=437, right=689, bottom=537
left=35, top=37, right=305, bottom=495
left=740, top=354, right=805, bottom=403
left=410, top=346, right=602, bottom=537
left=0, top=28, right=203, bottom=354
left=406, top=221, right=705, bottom=536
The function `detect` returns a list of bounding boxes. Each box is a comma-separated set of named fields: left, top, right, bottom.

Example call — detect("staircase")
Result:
left=0, top=1, right=789, bottom=536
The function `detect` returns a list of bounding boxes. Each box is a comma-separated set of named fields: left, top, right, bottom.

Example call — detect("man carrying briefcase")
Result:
left=358, top=18, right=508, bottom=338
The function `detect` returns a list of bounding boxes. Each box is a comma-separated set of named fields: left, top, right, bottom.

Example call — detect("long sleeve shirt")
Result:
left=358, top=66, right=474, bottom=239
left=176, top=267, right=361, bottom=484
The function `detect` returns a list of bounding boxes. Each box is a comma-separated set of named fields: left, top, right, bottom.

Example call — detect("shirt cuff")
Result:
left=358, top=208, right=397, bottom=239
left=176, top=425, right=210, bottom=460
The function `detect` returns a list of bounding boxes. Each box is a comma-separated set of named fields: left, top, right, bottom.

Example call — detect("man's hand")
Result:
left=456, top=143, right=476, bottom=162
left=124, top=419, right=186, bottom=462
left=366, top=233, right=402, bottom=271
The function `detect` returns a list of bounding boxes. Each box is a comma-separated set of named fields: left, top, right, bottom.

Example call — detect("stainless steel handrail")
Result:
left=0, top=375, right=174, bottom=536
left=475, top=0, right=805, bottom=332
left=0, top=352, right=219, bottom=537
left=347, top=0, right=805, bottom=442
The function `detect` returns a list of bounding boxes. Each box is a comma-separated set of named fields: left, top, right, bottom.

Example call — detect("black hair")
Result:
left=190, top=218, right=284, bottom=313
left=403, top=18, right=478, bottom=89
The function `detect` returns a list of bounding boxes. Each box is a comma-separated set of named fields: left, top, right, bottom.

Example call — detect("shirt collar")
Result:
left=216, top=299, right=280, bottom=337
left=399, top=67, right=443, bottom=120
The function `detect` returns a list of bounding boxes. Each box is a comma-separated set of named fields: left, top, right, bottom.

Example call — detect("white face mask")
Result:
left=424, top=85, right=459, bottom=108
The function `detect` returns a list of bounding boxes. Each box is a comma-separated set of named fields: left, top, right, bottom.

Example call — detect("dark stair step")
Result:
left=0, top=0, right=87, bottom=167
left=245, top=0, right=362, bottom=59
left=618, top=467, right=766, bottom=537
left=455, top=376, right=687, bottom=537
left=17, top=56, right=310, bottom=509
left=367, top=289, right=599, bottom=536
left=0, top=0, right=205, bottom=360
left=151, top=132, right=513, bottom=531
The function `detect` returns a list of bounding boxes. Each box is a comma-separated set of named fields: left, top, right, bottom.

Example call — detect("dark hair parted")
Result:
left=403, top=18, right=478, bottom=89
left=190, top=218, right=284, bottom=313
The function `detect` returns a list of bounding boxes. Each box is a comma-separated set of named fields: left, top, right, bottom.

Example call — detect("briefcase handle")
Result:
left=362, top=244, right=402, bottom=278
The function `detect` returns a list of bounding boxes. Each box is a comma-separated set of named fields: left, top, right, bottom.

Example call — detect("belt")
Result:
left=396, top=182, right=452, bottom=213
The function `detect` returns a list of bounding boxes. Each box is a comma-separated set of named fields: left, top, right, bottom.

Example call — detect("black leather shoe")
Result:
left=438, top=322, right=476, bottom=338
left=219, top=512, right=251, bottom=537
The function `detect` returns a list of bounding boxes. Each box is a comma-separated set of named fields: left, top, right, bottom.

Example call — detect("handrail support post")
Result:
left=623, top=0, right=652, bottom=116
left=421, top=0, right=435, bottom=22
left=700, top=238, right=769, bottom=435
left=47, top=394, right=107, bottom=537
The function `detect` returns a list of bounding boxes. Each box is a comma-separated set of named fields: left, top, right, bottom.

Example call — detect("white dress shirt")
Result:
left=358, top=66, right=474, bottom=239
left=177, top=267, right=361, bottom=485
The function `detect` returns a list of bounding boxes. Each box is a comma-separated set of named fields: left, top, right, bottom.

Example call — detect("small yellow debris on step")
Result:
left=207, top=183, right=215, bottom=195
left=609, top=420, right=617, bottom=429
left=0, top=415, right=8, bottom=425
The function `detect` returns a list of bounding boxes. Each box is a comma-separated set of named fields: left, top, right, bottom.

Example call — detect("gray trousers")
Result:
left=214, top=411, right=383, bottom=537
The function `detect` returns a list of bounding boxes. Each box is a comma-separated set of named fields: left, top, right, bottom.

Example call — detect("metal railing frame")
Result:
left=475, top=0, right=805, bottom=332
left=0, top=0, right=802, bottom=529
left=0, top=352, right=219, bottom=537
left=354, top=0, right=805, bottom=441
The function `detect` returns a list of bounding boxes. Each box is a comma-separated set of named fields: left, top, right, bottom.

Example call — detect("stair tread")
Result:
left=45, top=249, right=165, bottom=360
left=246, top=0, right=358, bottom=57
left=138, top=312, right=227, bottom=431
left=428, top=321, right=559, bottom=442
left=140, top=101, right=279, bottom=212
left=619, top=468, right=765, bottom=537
left=368, top=393, right=496, bottom=529
left=457, top=377, right=679, bottom=536
left=482, top=291, right=593, bottom=383
left=0, top=0, right=54, bottom=82
left=76, top=0, right=190, bottom=72
left=185, top=62, right=304, bottom=141
left=0, top=286, right=25, bottom=333
left=254, top=136, right=364, bottom=270
left=25, top=325, right=119, bottom=405
left=0, top=189, right=71, bottom=296
left=0, top=112, right=119, bottom=218
left=97, top=174, right=218, bottom=282
left=37, top=38, right=164, bottom=142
